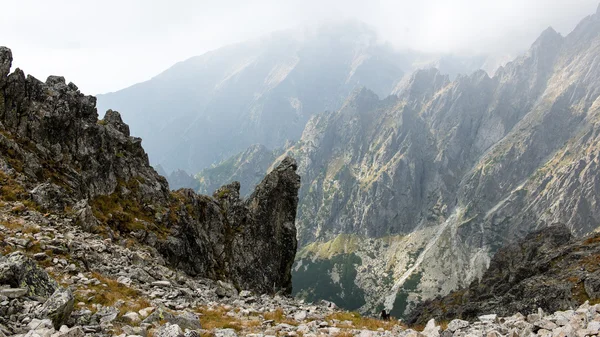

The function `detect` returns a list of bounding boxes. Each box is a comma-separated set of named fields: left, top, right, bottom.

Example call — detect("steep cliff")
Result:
left=0, top=46, right=300, bottom=294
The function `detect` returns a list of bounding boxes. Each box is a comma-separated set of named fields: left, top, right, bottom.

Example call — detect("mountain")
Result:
left=96, top=21, right=493, bottom=175
left=0, top=46, right=300, bottom=295
left=195, top=5, right=600, bottom=317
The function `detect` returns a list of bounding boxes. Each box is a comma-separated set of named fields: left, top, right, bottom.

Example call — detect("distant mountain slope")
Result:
left=97, top=21, right=491, bottom=174
left=408, top=224, right=600, bottom=325
left=196, top=5, right=600, bottom=316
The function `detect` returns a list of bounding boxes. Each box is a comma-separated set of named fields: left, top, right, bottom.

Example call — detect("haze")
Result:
left=1, top=0, right=597, bottom=94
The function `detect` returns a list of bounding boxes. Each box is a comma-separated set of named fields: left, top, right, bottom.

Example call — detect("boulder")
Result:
left=38, top=287, right=74, bottom=329
left=142, top=307, right=200, bottom=330
left=447, top=319, right=469, bottom=332
left=154, top=324, right=183, bottom=337
left=72, top=200, right=100, bottom=233
left=214, top=328, right=238, bottom=337
left=0, top=252, right=57, bottom=298
left=30, top=183, right=72, bottom=212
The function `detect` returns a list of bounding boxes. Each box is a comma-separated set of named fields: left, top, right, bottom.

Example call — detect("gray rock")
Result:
left=422, top=319, right=440, bottom=337
left=94, top=306, right=119, bottom=324
left=30, top=183, right=72, bottom=212
left=0, top=252, right=57, bottom=298
left=54, top=326, right=84, bottom=337
left=294, top=310, right=307, bottom=321
left=447, top=319, right=469, bottom=332
left=0, top=288, right=27, bottom=299
left=214, top=328, right=238, bottom=337
left=72, top=200, right=100, bottom=233
left=38, top=287, right=74, bottom=329
left=122, top=312, right=141, bottom=325
left=151, top=281, right=171, bottom=287
left=154, top=324, right=183, bottom=337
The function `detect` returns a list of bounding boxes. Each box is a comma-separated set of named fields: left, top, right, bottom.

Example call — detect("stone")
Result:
left=139, top=307, right=155, bottom=318
left=294, top=310, right=307, bottom=321
left=30, top=183, right=71, bottom=212
left=122, top=312, right=141, bottom=325
left=92, top=306, right=118, bottom=324
left=527, top=313, right=541, bottom=323
left=479, top=314, right=498, bottom=323
left=422, top=319, right=440, bottom=337
left=447, top=319, right=469, bottom=332
left=171, top=311, right=201, bottom=330
left=214, top=328, right=238, bottom=337
left=587, top=321, right=600, bottom=331
left=54, top=326, right=84, bottom=337
left=118, top=276, right=133, bottom=287
left=27, top=319, right=54, bottom=330
left=239, top=290, right=252, bottom=298
left=0, top=252, right=58, bottom=298
left=0, top=288, right=27, bottom=299
left=38, top=287, right=74, bottom=329
left=72, top=200, right=100, bottom=233
left=142, top=307, right=200, bottom=330
left=151, top=281, right=171, bottom=287
left=216, top=281, right=238, bottom=298
left=534, top=320, right=558, bottom=331
left=154, top=324, right=183, bottom=337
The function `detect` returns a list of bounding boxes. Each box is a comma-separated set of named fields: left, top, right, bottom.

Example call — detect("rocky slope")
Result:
left=96, top=21, right=493, bottom=175
left=0, top=46, right=299, bottom=295
left=2, top=198, right=599, bottom=336
left=408, top=224, right=600, bottom=325
left=196, top=5, right=600, bottom=317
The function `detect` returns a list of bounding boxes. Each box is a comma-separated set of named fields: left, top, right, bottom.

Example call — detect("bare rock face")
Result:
left=408, top=224, right=600, bottom=325
left=158, top=157, right=300, bottom=294
left=0, top=47, right=300, bottom=294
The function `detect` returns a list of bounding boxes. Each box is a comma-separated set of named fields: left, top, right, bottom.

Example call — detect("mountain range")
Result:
left=97, top=21, right=498, bottom=174
left=194, top=4, right=600, bottom=317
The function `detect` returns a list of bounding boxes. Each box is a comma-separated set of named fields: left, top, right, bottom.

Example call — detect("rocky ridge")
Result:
left=0, top=45, right=299, bottom=295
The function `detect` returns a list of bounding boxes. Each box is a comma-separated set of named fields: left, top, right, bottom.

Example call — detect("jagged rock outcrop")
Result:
left=157, top=157, right=300, bottom=294
left=408, top=224, right=600, bottom=325
left=0, top=46, right=300, bottom=294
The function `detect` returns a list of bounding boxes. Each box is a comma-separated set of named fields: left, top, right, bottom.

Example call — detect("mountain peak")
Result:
left=535, top=26, right=562, bottom=44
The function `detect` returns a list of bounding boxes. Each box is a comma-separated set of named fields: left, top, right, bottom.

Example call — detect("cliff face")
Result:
left=0, top=46, right=300, bottom=294
left=194, top=8, right=600, bottom=315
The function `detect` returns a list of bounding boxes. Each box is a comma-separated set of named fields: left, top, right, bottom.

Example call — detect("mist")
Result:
left=1, top=0, right=597, bottom=94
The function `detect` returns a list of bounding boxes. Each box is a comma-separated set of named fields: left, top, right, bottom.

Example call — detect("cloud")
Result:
left=1, top=0, right=597, bottom=94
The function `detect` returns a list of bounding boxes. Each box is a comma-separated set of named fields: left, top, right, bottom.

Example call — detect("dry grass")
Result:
left=75, top=272, right=150, bottom=316
left=1, top=219, right=23, bottom=231
left=326, top=312, right=401, bottom=331
left=196, top=306, right=261, bottom=331
left=584, top=235, right=600, bottom=245
left=263, top=308, right=298, bottom=326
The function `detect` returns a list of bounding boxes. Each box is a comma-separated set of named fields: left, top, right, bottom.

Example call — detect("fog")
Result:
left=1, top=0, right=598, bottom=94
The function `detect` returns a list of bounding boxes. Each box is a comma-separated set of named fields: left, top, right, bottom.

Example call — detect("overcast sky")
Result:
left=1, top=0, right=598, bottom=95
